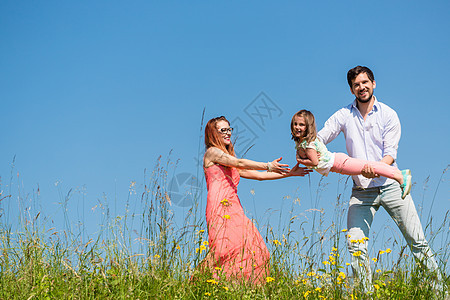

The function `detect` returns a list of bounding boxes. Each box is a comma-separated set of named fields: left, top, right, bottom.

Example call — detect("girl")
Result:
left=197, top=116, right=311, bottom=284
left=291, top=110, right=412, bottom=199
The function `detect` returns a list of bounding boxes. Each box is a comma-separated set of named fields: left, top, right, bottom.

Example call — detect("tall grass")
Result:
left=0, top=160, right=448, bottom=299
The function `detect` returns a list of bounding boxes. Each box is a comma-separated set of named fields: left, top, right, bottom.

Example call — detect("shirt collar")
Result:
left=351, top=96, right=379, bottom=113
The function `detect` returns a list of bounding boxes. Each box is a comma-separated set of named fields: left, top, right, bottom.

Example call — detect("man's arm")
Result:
left=361, top=109, right=401, bottom=178
left=382, top=110, right=401, bottom=162
left=317, top=109, right=345, bottom=145
left=381, top=155, right=395, bottom=165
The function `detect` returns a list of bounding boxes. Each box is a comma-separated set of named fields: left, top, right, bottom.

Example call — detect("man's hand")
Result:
left=361, top=164, right=380, bottom=178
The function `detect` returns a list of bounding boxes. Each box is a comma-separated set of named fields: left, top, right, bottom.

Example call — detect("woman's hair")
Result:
left=204, top=116, right=236, bottom=156
left=290, top=110, right=317, bottom=144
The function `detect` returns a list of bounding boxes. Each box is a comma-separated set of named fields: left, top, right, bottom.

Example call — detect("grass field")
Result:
left=0, top=159, right=448, bottom=299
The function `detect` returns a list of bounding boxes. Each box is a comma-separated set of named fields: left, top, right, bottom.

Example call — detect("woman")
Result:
left=199, top=116, right=310, bottom=284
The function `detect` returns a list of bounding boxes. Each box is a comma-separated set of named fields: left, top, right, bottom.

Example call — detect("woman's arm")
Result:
left=239, top=163, right=312, bottom=180
left=296, top=148, right=319, bottom=167
left=204, top=147, right=290, bottom=174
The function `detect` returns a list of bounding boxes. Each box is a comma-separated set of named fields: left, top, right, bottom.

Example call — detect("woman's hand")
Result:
left=268, top=157, right=291, bottom=174
left=289, top=162, right=313, bottom=177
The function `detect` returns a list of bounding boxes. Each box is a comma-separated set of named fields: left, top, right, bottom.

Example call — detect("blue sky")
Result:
left=1, top=1, right=449, bottom=267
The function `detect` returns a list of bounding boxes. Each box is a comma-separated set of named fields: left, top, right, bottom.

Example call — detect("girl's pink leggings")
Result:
left=330, top=153, right=399, bottom=179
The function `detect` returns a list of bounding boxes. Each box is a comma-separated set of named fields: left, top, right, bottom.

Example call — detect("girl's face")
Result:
left=292, top=115, right=307, bottom=138
left=216, top=120, right=232, bottom=145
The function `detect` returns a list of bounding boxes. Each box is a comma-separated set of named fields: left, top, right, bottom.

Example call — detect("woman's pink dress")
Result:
left=203, top=164, right=270, bottom=284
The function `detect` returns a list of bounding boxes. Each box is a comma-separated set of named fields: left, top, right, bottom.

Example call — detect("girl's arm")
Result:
left=204, top=147, right=290, bottom=174
left=239, top=163, right=312, bottom=180
left=296, top=148, right=319, bottom=167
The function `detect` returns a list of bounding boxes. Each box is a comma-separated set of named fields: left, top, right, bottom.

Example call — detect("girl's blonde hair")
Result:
left=290, top=109, right=317, bottom=144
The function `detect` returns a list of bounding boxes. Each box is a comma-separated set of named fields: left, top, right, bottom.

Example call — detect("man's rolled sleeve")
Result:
left=318, top=110, right=344, bottom=145
left=382, top=111, right=401, bottom=160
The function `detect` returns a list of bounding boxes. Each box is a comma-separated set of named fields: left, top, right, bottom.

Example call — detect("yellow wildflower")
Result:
left=215, top=267, right=222, bottom=271
left=222, top=286, right=229, bottom=291
left=332, top=247, right=338, bottom=252
left=350, top=239, right=357, bottom=243
left=322, top=261, right=330, bottom=265
left=337, top=271, right=346, bottom=284
left=206, top=279, right=218, bottom=285
left=372, top=257, right=378, bottom=262
left=315, top=287, right=322, bottom=292
left=223, top=215, right=230, bottom=219
left=307, top=271, right=316, bottom=277
left=204, top=292, right=211, bottom=296
left=341, top=229, right=348, bottom=232
left=376, top=269, right=381, bottom=273
left=304, top=290, right=311, bottom=298
left=352, top=251, right=362, bottom=257
left=346, top=262, right=351, bottom=266
left=364, top=237, right=369, bottom=241
left=154, top=254, right=160, bottom=259
left=176, top=244, right=181, bottom=250
left=203, top=241, right=209, bottom=245
left=374, top=284, right=380, bottom=290
left=350, top=294, right=357, bottom=300
left=220, top=198, right=230, bottom=206
left=386, top=248, right=392, bottom=253
left=266, top=277, right=275, bottom=283
left=195, top=245, right=207, bottom=254
left=273, top=240, right=281, bottom=246
left=379, top=250, right=385, bottom=255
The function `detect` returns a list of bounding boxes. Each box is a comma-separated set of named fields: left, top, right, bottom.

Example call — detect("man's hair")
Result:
left=347, top=66, right=375, bottom=88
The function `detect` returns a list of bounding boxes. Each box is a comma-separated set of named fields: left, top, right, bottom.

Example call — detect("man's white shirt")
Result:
left=317, top=97, right=401, bottom=188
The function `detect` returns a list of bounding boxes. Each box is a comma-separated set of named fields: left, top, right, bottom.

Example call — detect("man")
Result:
left=317, top=66, right=442, bottom=292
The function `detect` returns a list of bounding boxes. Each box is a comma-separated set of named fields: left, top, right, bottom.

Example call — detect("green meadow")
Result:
left=0, top=159, right=448, bottom=299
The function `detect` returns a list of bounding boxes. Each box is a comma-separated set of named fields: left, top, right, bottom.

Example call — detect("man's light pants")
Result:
left=347, top=182, right=442, bottom=291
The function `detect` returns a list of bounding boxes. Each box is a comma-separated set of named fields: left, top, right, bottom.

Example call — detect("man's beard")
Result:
left=356, top=92, right=373, bottom=103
